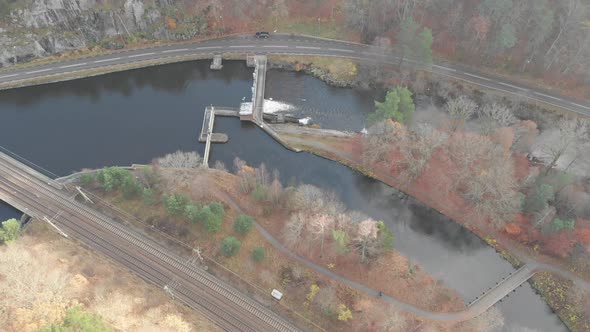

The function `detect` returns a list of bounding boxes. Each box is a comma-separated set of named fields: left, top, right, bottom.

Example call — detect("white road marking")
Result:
left=328, top=48, right=354, bottom=53
left=295, top=46, right=321, bottom=50
left=432, top=64, right=456, bottom=72
left=162, top=49, right=188, bottom=53
left=0, top=73, right=19, bottom=79
left=263, top=45, right=288, bottom=48
left=463, top=72, right=490, bottom=81
left=26, top=68, right=52, bottom=74
left=498, top=81, right=527, bottom=91
left=94, top=57, right=121, bottom=63
left=571, top=102, right=590, bottom=110
left=534, top=92, right=563, bottom=101
left=128, top=52, right=155, bottom=58
left=59, top=63, right=86, bottom=69
left=229, top=45, right=252, bottom=48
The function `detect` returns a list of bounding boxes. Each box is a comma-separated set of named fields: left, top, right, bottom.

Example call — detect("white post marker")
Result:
left=271, top=289, right=283, bottom=301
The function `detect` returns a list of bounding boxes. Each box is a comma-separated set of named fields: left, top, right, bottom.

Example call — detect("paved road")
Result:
left=0, top=34, right=588, bottom=116
left=0, top=151, right=300, bottom=332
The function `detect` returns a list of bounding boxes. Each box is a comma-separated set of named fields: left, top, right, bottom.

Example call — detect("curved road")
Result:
left=0, top=34, right=588, bottom=116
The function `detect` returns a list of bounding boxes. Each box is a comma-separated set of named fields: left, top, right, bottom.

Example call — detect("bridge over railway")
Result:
left=0, top=149, right=549, bottom=322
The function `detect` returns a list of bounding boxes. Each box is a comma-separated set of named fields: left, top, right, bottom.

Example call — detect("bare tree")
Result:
left=469, top=306, right=505, bottom=332
left=395, top=123, right=448, bottom=185
left=512, top=120, right=540, bottom=153
left=155, top=151, right=203, bottom=168
left=533, top=119, right=589, bottom=174
left=379, top=308, right=407, bottom=331
left=213, top=160, right=227, bottom=172
left=233, top=157, right=256, bottom=193
left=353, top=219, right=380, bottom=263
left=309, top=214, right=335, bottom=256
left=478, top=103, right=517, bottom=135
left=316, top=285, right=338, bottom=313
left=283, top=213, right=305, bottom=248
left=448, top=134, right=493, bottom=191
left=363, top=119, right=406, bottom=165
left=445, top=96, right=478, bottom=132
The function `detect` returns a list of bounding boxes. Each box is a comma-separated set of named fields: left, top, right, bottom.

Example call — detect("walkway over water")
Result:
left=199, top=106, right=239, bottom=167
left=239, top=55, right=267, bottom=122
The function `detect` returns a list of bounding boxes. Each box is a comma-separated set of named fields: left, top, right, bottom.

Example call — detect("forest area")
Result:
left=175, top=0, right=590, bottom=98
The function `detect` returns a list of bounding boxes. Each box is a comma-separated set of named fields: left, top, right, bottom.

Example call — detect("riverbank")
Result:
left=66, top=164, right=503, bottom=331
left=272, top=124, right=590, bottom=331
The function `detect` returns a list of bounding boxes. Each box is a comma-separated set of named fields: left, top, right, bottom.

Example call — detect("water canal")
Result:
left=0, top=60, right=565, bottom=331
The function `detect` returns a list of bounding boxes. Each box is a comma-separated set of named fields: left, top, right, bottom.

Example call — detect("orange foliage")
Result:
left=491, top=127, right=514, bottom=154
left=576, top=228, right=590, bottom=251
left=505, top=223, right=521, bottom=236
left=166, top=17, right=177, bottom=30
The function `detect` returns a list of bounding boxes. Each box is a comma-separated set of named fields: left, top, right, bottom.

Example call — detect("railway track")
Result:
left=0, top=152, right=301, bottom=332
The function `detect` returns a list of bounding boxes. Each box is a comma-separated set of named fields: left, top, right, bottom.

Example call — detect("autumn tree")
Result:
left=395, top=123, right=448, bottom=185
left=369, top=87, right=415, bottom=124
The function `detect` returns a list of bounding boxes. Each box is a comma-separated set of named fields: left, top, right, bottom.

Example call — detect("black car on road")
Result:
left=255, top=32, right=270, bottom=39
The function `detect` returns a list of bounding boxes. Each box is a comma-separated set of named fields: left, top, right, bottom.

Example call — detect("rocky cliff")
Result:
left=0, top=0, right=209, bottom=67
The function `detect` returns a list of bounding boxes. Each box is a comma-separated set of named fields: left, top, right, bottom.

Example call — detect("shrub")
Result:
left=0, top=218, right=20, bottom=244
left=80, top=173, right=95, bottom=186
left=252, top=184, right=268, bottom=201
left=121, top=176, right=140, bottom=198
left=252, top=247, right=266, bottom=262
left=38, top=306, right=112, bottom=332
left=234, top=214, right=254, bottom=235
left=209, top=202, right=225, bottom=218
left=337, top=304, right=353, bottom=321
left=163, top=194, right=189, bottom=216
left=142, top=188, right=156, bottom=205
left=96, top=167, right=134, bottom=192
left=524, top=184, right=554, bottom=213
left=552, top=218, right=565, bottom=231
left=196, top=206, right=222, bottom=233
left=184, top=204, right=201, bottom=223
left=221, top=236, right=241, bottom=257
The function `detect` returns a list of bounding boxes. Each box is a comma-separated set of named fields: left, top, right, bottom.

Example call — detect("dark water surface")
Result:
left=0, top=60, right=565, bottom=331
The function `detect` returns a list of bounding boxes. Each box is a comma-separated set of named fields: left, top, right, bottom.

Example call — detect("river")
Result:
left=0, top=60, right=565, bottom=331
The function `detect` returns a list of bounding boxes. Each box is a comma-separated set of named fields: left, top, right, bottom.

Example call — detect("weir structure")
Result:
left=200, top=55, right=291, bottom=166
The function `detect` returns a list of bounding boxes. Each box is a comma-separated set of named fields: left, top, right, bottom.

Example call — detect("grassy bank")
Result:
left=68, top=163, right=491, bottom=331
left=275, top=126, right=589, bottom=331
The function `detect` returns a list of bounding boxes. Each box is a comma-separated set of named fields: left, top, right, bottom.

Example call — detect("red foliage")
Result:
left=542, top=232, right=577, bottom=258
left=512, top=153, right=532, bottom=181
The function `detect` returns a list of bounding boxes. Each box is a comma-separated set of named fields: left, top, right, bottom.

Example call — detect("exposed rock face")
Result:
left=0, top=0, right=205, bottom=67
